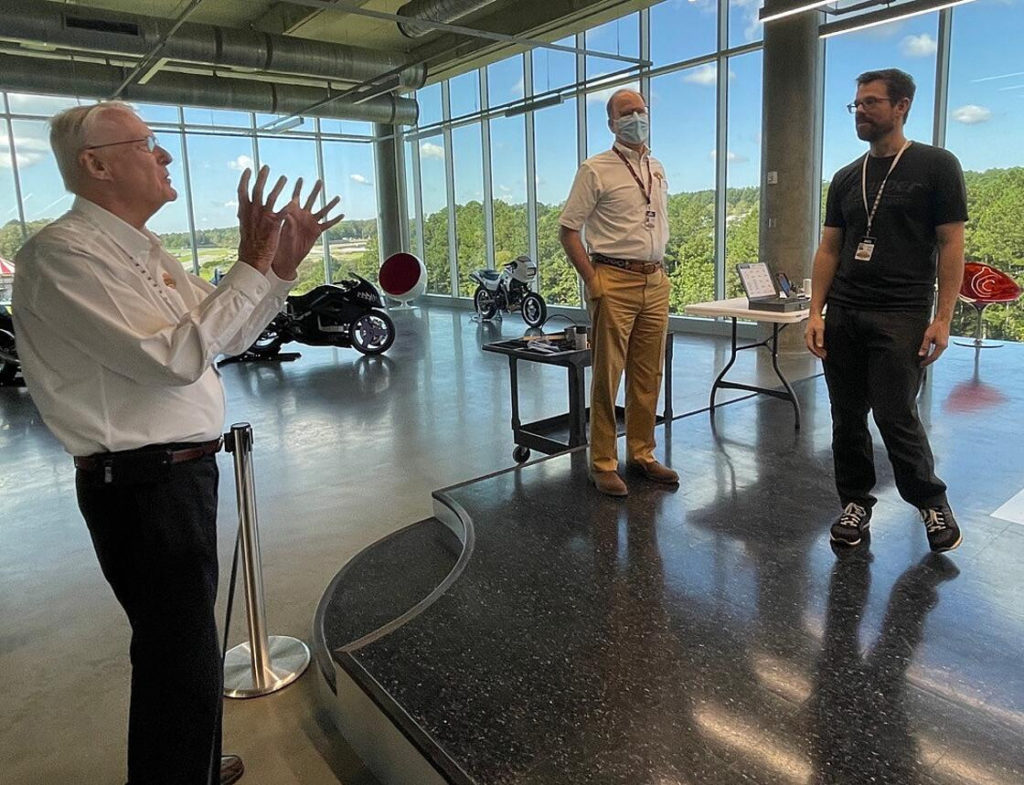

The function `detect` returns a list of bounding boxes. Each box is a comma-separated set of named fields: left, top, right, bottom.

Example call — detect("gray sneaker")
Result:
left=830, top=502, right=872, bottom=547
left=920, top=505, right=962, bottom=553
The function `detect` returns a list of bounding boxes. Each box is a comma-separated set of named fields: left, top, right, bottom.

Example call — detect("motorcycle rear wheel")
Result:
left=350, top=310, right=395, bottom=355
left=473, top=286, right=499, bottom=320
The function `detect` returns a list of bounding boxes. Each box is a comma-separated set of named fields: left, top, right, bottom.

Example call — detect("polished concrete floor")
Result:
left=1, top=305, right=808, bottom=785
left=5, top=305, right=1019, bottom=784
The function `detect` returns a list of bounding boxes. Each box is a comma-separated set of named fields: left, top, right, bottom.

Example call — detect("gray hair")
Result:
left=49, top=101, right=135, bottom=191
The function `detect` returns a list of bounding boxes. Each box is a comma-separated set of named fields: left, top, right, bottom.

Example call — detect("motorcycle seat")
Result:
left=478, top=269, right=502, bottom=281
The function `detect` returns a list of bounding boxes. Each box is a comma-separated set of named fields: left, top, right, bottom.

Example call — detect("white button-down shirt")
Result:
left=13, top=197, right=294, bottom=456
left=559, top=142, right=670, bottom=262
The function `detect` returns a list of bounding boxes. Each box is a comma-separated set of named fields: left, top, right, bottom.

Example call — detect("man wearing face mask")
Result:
left=559, top=88, right=674, bottom=497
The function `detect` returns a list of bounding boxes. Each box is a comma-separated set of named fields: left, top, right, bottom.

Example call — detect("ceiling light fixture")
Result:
left=260, top=116, right=304, bottom=133
left=821, top=0, right=979, bottom=38
left=759, top=0, right=833, bottom=24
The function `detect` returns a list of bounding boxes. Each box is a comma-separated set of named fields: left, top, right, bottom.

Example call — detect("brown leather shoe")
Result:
left=628, top=460, right=679, bottom=485
left=590, top=470, right=628, bottom=497
left=221, top=754, right=245, bottom=785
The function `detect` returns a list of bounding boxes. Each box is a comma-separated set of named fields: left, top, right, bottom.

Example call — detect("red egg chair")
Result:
left=378, top=252, right=427, bottom=309
left=954, top=262, right=1021, bottom=349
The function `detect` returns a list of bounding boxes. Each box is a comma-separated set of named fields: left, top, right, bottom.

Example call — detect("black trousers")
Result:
left=76, top=455, right=222, bottom=785
left=823, top=305, right=947, bottom=510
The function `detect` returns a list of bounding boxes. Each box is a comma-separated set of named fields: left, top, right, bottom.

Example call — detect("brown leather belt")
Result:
left=591, top=253, right=662, bottom=275
left=74, top=438, right=223, bottom=482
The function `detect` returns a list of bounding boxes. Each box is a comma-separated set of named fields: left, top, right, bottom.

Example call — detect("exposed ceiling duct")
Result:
left=0, top=0, right=427, bottom=89
left=0, top=54, right=419, bottom=126
left=396, top=0, right=504, bottom=39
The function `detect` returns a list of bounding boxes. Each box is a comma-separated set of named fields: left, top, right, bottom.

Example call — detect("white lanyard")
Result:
left=860, top=140, right=911, bottom=237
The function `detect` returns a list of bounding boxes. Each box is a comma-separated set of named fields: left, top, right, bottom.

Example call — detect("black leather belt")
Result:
left=591, top=253, right=662, bottom=274
left=74, top=438, right=223, bottom=483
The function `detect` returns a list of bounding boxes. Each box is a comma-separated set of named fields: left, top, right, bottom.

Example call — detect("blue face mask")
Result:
left=614, top=111, right=649, bottom=146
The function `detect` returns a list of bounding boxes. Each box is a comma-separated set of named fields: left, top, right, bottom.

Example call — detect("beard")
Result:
left=856, top=118, right=892, bottom=142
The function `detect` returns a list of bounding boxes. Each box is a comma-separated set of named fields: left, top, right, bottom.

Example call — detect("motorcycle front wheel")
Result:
left=473, top=286, right=499, bottom=320
left=247, top=326, right=285, bottom=357
left=521, top=292, right=547, bottom=328
left=350, top=310, right=395, bottom=355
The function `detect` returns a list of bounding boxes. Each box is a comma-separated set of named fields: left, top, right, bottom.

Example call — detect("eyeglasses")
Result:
left=84, top=135, right=158, bottom=152
left=846, top=97, right=895, bottom=114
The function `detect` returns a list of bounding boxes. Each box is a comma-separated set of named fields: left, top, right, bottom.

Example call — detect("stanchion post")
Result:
left=222, top=422, right=309, bottom=699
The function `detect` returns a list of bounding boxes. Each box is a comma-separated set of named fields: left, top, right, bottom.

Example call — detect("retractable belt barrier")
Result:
left=222, top=423, right=310, bottom=699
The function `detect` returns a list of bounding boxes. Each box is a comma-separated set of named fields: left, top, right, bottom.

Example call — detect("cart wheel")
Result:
left=513, top=446, right=531, bottom=463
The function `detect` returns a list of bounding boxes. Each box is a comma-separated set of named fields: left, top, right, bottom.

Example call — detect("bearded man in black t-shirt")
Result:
left=805, top=68, right=966, bottom=554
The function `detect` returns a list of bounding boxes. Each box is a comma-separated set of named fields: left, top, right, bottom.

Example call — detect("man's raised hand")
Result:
left=236, top=166, right=288, bottom=274
left=271, top=178, right=345, bottom=281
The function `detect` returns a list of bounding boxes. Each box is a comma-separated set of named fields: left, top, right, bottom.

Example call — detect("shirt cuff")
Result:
left=265, top=267, right=298, bottom=297
left=220, top=260, right=272, bottom=305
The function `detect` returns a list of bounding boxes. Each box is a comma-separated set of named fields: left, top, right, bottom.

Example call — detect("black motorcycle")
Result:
left=0, top=303, right=19, bottom=386
left=245, top=275, right=396, bottom=358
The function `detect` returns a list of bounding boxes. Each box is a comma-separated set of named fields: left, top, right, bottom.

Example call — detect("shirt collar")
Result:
left=612, top=141, right=650, bottom=161
left=72, top=197, right=157, bottom=260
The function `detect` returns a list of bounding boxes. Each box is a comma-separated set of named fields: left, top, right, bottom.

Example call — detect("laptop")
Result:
left=735, top=262, right=809, bottom=312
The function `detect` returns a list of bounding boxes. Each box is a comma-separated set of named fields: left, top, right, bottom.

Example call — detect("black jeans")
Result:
left=76, top=455, right=222, bottom=785
left=823, top=305, right=947, bottom=510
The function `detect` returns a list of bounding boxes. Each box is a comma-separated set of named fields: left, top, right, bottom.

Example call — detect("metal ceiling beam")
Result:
left=283, top=0, right=651, bottom=66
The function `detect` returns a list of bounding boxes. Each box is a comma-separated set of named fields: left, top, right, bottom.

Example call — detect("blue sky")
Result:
left=2, top=0, right=1022, bottom=235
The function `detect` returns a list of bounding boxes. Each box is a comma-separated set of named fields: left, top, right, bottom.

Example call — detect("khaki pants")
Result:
left=586, top=263, right=671, bottom=473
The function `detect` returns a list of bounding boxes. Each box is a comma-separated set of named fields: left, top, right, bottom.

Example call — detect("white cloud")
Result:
left=0, top=137, right=50, bottom=170
left=587, top=81, right=641, bottom=105
left=511, top=76, right=525, bottom=99
left=952, top=104, right=993, bottom=124
left=228, top=154, right=253, bottom=172
left=901, top=34, right=937, bottom=57
left=350, top=173, right=371, bottom=186
left=498, top=184, right=512, bottom=194
left=709, top=149, right=749, bottom=163
left=683, top=64, right=734, bottom=86
left=223, top=200, right=239, bottom=209
left=420, top=141, right=444, bottom=160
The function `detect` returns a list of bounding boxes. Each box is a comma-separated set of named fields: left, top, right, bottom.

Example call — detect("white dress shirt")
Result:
left=13, top=197, right=294, bottom=456
left=559, top=141, right=670, bottom=262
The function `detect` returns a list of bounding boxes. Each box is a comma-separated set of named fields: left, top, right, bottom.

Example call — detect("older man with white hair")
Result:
left=13, top=101, right=342, bottom=785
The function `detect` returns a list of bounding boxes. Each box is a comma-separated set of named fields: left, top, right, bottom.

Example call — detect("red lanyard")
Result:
left=613, top=147, right=652, bottom=205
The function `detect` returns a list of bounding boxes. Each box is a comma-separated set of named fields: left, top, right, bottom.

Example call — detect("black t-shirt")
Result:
left=824, top=141, right=967, bottom=310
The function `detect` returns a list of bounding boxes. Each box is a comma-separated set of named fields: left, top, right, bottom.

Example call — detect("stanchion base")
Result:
left=223, top=635, right=310, bottom=699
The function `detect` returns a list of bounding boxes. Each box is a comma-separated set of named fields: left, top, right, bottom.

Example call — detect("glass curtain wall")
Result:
left=402, top=1, right=770, bottom=317
left=0, top=97, right=379, bottom=296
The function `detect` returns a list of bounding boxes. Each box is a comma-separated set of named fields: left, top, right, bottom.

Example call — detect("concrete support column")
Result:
left=373, top=123, right=405, bottom=263
left=759, top=7, right=822, bottom=353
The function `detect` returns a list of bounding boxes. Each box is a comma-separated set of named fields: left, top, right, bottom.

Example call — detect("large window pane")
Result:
left=417, top=83, right=443, bottom=128
left=6, top=93, right=83, bottom=116
left=419, top=134, right=451, bottom=294
left=257, top=135, right=322, bottom=293
left=452, top=123, right=485, bottom=296
left=725, top=51, right=762, bottom=298
left=11, top=119, right=72, bottom=228
left=404, top=138, right=421, bottom=259
left=650, top=0, right=718, bottom=66
left=322, top=140, right=378, bottom=286
left=487, top=56, right=525, bottom=109
left=184, top=133, right=255, bottom=281
left=822, top=15, right=939, bottom=186
left=534, top=98, right=580, bottom=306
left=489, top=115, right=528, bottom=268
left=533, top=36, right=577, bottom=95
left=133, top=102, right=182, bottom=125
left=946, top=0, right=1024, bottom=342
left=586, top=15, right=639, bottom=81
left=145, top=131, right=190, bottom=241
left=650, top=68, right=718, bottom=312
left=450, top=71, right=481, bottom=120
left=0, top=122, right=25, bottom=267
left=729, top=0, right=763, bottom=48
left=183, top=108, right=252, bottom=128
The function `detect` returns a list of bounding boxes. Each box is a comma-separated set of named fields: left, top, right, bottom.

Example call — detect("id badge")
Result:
left=854, top=236, right=876, bottom=261
left=644, top=210, right=656, bottom=229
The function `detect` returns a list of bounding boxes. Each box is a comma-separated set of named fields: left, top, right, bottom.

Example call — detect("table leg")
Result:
left=710, top=317, right=740, bottom=412
left=567, top=363, right=588, bottom=447
left=508, top=356, right=521, bottom=433
left=769, top=323, right=802, bottom=430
